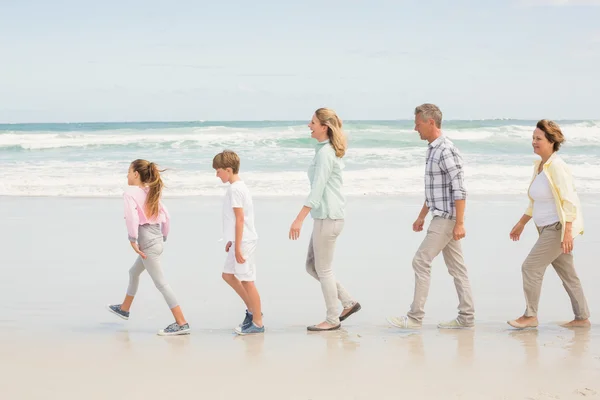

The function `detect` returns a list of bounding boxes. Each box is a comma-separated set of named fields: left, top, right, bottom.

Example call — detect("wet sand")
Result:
left=0, top=195, right=598, bottom=399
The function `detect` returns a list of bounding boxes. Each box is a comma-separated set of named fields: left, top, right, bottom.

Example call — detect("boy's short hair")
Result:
left=212, top=150, right=240, bottom=174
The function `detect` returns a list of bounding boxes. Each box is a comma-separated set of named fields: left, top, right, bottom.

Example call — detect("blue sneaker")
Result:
left=158, top=322, right=191, bottom=336
left=236, top=322, right=265, bottom=336
left=106, top=304, right=129, bottom=320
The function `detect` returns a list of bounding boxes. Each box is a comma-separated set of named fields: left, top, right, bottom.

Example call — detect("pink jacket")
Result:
left=123, top=186, right=170, bottom=242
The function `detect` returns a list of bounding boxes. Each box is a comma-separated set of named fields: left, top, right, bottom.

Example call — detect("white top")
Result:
left=529, top=172, right=560, bottom=227
left=222, top=181, right=258, bottom=242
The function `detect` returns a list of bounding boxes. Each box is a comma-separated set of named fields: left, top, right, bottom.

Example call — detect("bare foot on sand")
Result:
left=560, top=319, right=591, bottom=328
left=507, top=316, right=539, bottom=329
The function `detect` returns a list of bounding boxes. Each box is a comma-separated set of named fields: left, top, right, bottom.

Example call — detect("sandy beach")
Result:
left=1, top=195, right=599, bottom=399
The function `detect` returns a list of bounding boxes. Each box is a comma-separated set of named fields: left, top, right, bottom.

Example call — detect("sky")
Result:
left=1, top=0, right=599, bottom=122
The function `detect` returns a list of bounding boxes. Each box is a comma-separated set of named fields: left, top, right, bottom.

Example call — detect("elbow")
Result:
left=305, top=198, right=321, bottom=210
left=562, top=201, right=577, bottom=222
left=305, top=189, right=324, bottom=210
left=453, top=189, right=467, bottom=201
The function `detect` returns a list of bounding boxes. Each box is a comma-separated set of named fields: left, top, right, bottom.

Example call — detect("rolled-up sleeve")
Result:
left=525, top=199, right=533, bottom=217
left=304, top=149, right=334, bottom=210
left=440, top=148, right=467, bottom=200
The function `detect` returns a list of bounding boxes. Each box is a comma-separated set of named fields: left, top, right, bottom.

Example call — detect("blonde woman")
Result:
left=289, top=108, right=361, bottom=331
left=508, top=120, right=590, bottom=329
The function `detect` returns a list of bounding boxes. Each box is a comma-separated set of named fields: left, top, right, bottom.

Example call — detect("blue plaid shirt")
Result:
left=424, top=135, right=467, bottom=220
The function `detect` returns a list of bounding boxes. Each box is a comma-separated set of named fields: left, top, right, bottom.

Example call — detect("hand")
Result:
left=225, top=241, right=232, bottom=252
left=453, top=222, right=466, bottom=241
left=413, top=217, right=425, bottom=232
left=235, top=247, right=246, bottom=264
left=130, top=241, right=146, bottom=259
left=510, top=222, right=525, bottom=241
left=289, top=219, right=303, bottom=240
left=561, top=230, right=574, bottom=254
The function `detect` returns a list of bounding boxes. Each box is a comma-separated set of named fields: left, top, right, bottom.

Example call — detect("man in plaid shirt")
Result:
left=387, top=103, right=475, bottom=329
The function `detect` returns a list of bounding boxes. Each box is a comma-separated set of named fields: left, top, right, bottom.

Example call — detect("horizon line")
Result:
left=1, top=117, right=597, bottom=125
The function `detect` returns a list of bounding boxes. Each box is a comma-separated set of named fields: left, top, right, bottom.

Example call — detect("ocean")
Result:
left=1, top=120, right=599, bottom=197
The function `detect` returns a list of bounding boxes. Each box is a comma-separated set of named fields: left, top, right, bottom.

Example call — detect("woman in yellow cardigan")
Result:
left=508, top=120, right=590, bottom=329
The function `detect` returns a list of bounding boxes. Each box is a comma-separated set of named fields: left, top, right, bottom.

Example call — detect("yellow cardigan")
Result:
left=525, top=152, right=584, bottom=241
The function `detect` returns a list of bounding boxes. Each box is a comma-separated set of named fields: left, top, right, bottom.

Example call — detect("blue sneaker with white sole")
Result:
left=236, top=322, right=265, bottom=336
left=106, top=304, right=129, bottom=320
left=158, top=322, right=191, bottom=336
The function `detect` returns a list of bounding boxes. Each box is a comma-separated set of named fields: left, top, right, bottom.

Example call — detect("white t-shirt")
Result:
left=529, top=172, right=560, bottom=227
left=222, top=181, right=258, bottom=242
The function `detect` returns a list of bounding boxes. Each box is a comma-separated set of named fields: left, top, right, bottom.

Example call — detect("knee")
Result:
left=412, top=254, right=426, bottom=271
left=129, top=267, right=140, bottom=279
left=315, top=265, right=333, bottom=279
left=153, top=279, right=170, bottom=291
left=521, top=261, right=532, bottom=274
left=241, top=280, right=255, bottom=289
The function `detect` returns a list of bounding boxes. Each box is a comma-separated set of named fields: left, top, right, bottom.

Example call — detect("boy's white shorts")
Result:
left=223, top=241, right=257, bottom=281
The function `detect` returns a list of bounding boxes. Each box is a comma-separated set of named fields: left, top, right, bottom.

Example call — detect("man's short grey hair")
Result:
left=414, top=103, right=442, bottom=128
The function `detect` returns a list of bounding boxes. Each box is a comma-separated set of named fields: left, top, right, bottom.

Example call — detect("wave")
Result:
left=1, top=163, right=599, bottom=197
left=2, top=120, right=598, bottom=197
left=1, top=122, right=599, bottom=151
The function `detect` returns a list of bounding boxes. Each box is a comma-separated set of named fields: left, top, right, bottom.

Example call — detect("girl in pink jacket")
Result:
left=107, top=159, right=190, bottom=336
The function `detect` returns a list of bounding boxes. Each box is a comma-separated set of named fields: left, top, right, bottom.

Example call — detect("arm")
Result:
left=439, top=149, right=467, bottom=239
left=455, top=200, right=465, bottom=225
left=289, top=206, right=311, bottom=240
left=548, top=161, right=579, bottom=252
left=413, top=202, right=429, bottom=232
left=418, top=202, right=429, bottom=219
left=123, top=193, right=140, bottom=242
left=294, top=206, right=312, bottom=225
left=124, top=193, right=146, bottom=259
left=510, top=214, right=532, bottom=241
left=439, top=148, right=467, bottom=204
left=230, top=187, right=247, bottom=262
left=524, top=199, right=534, bottom=218
left=517, top=214, right=532, bottom=226
left=233, top=207, right=246, bottom=263
left=160, top=202, right=170, bottom=241
left=549, top=162, right=578, bottom=223
left=304, top=148, right=334, bottom=210
left=290, top=149, right=334, bottom=240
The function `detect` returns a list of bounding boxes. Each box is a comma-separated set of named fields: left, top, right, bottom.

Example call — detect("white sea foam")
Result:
left=1, top=121, right=598, bottom=197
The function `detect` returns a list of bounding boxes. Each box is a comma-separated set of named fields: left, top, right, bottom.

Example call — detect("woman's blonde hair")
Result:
left=130, top=159, right=165, bottom=218
left=315, top=108, right=347, bottom=158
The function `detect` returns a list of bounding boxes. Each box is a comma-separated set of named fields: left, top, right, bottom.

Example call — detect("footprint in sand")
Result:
left=575, top=388, right=598, bottom=397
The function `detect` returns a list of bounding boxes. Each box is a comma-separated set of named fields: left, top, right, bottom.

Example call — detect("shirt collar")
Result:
left=534, top=151, right=559, bottom=168
left=316, top=139, right=330, bottom=148
left=428, top=135, right=444, bottom=148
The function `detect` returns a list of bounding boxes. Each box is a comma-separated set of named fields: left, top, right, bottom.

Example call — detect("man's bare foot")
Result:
left=507, top=315, right=539, bottom=329
left=560, top=319, right=591, bottom=328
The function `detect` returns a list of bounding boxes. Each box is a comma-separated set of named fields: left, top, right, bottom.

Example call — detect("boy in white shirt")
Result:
left=213, top=150, right=264, bottom=335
